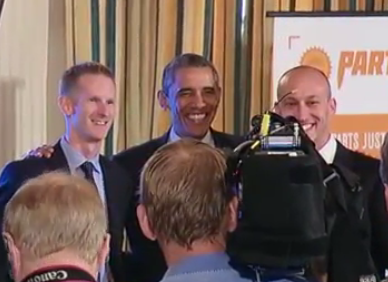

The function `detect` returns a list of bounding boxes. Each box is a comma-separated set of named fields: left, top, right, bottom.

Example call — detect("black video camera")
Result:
left=226, top=111, right=347, bottom=269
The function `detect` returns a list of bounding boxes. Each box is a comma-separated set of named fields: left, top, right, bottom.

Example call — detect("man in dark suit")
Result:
left=274, top=65, right=388, bottom=282
left=113, top=53, right=243, bottom=282
left=0, top=62, right=132, bottom=282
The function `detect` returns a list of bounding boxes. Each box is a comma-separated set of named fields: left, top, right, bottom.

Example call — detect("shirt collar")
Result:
left=318, top=135, right=337, bottom=164
left=164, top=251, right=230, bottom=277
left=60, top=136, right=101, bottom=174
left=169, top=127, right=215, bottom=147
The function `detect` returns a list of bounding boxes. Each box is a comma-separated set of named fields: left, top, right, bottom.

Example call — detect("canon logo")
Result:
left=26, top=270, right=68, bottom=282
left=359, top=275, right=377, bottom=282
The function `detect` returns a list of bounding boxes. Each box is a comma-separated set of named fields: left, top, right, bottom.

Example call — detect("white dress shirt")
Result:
left=318, top=134, right=337, bottom=164
left=169, top=127, right=215, bottom=147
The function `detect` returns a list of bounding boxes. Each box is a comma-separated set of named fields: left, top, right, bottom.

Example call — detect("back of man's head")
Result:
left=137, top=139, right=237, bottom=252
left=2, top=171, right=109, bottom=281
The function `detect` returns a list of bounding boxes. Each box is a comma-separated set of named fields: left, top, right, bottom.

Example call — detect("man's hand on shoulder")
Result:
left=22, top=144, right=54, bottom=159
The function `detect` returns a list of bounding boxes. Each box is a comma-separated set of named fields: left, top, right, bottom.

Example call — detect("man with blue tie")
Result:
left=0, top=62, right=132, bottom=282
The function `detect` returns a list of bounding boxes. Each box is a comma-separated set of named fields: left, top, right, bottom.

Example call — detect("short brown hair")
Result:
left=162, top=53, right=220, bottom=96
left=380, top=132, right=388, bottom=184
left=3, top=171, right=107, bottom=264
left=59, top=61, right=114, bottom=96
left=139, top=139, right=233, bottom=248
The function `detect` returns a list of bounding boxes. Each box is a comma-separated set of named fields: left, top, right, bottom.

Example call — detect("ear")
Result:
left=227, top=196, right=239, bottom=233
left=136, top=204, right=157, bottom=241
left=3, top=232, right=20, bottom=279
left=58, top=95, right=75, bottom=116
left=329, top=97, right=337, bottom=115
left=157, top=90, right=169, bottom=111
left=215, top=85, right=222, bottom=102
left=273, top=102, right=280, bottom=113
left=97, top=233, right=110, bottom=269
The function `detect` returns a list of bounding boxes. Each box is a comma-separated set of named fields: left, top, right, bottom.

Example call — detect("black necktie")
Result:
left=80, top=161, right=97, bottom=187
left=79, top=161, right=110, bottom=282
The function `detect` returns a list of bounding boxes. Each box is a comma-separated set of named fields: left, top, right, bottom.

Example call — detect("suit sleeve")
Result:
left=112, top=153, right=155, bottom=282
left=0, top=162, right=24, bottom=282
left=369, top=176, right=388, bottom=276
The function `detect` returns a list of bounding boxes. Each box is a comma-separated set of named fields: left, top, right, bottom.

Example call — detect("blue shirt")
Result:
left=160, top=252, right=256, bottom=282
left=60, top=137, right=106, bottom=206
left=59, top=137, right=107, bottom=282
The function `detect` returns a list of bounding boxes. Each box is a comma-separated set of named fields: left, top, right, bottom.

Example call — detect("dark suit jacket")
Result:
left=330, top=141, right=388, bottom=281
left=0, top=141, right=132, bottom=282
left=113, top=129, right=244, bottom=282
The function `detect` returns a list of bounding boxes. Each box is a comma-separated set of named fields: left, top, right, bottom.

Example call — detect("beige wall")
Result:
left=0, top=0, right=66, bottom=167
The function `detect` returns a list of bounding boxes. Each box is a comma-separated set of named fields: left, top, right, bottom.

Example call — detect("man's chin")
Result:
left=186, top=129, right=210, bottom=140
left=85, top=133, right=106, bottom=143
left=177, top=124, right=209, bottom=139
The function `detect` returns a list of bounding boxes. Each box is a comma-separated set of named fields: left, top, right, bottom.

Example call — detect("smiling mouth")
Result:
left=302, top=124, right=314, bottom=131
left=188, top=114, right=207, bottom=123
left=92, top=120, right=109, bottom=126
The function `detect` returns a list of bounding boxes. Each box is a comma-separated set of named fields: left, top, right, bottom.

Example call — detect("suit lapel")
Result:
left=99, top=157, right=116, bottom=230
left=333, top=141, right=354, bottom=169
left=212, top=129, right=227, bottom=148
left=159, top=131, right=169, bottom=145
left=154, top=130, right=169, bottom=149
left=96, top=157, right=125, bottom=281
left=211, top=128, right=241, bottom=150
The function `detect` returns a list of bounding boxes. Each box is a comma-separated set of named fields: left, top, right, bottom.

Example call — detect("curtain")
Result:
left=114, top=0, right=164, bottom=153
left=0, top=0, right=66, bottom=168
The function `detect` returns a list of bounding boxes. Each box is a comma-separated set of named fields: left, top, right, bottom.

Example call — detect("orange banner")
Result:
left=330, top=114, right=388, bottom=159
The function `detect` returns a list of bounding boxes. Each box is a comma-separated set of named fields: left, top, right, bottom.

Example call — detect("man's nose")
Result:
left=97, top=102, right=109, bottom=116
left=295, top=104, right=310, bottom=122
left=192, top=92, right=206, bottom=108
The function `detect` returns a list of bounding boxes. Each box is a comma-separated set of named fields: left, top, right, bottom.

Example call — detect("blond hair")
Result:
left=3, top=171, right=107, bottom=264
left=139, top=138, right=233, bottom=248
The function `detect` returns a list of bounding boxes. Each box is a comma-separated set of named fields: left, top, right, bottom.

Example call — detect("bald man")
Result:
left=275, top=65, right=388, bottom=282
left=276, top=66, right=335, bottom=153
